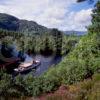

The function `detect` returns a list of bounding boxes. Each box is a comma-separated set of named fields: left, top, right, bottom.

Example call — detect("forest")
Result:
left=0, top=28, right=79, bottom=56
left=0, top=0, right=100, bottom=100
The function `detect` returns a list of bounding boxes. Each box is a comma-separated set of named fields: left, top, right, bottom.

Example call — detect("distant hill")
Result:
left=0, top=13, right=49, bottom=34
left=63, top=31, right=87, bottom=35
left=0, top=13, right=87, bottom=35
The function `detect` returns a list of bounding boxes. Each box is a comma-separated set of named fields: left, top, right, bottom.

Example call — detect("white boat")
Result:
left=14, top=60, right=41, bottom=73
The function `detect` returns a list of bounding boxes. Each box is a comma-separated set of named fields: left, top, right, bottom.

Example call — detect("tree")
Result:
left=88, top=0, right=100, bottom=33
left=51, top=29, right=62, bottom=56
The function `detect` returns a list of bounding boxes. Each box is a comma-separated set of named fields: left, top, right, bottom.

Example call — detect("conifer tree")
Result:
left=88, top=0, right=100, bottom=33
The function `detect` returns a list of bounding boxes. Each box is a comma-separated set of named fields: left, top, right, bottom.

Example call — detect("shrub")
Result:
left=44, top=32, right=100, bottom=85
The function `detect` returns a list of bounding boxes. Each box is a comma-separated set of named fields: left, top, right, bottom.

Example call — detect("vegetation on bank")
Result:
left=0, top=71, right=100, bottom=100
left=0, top=28, right=79, bottom=56
left=44, top=31, right=100, bottom=84
left=0, top=28, right=79, bottom=98
left=44, top=74, right=100, bottom=100
left=0, top=0, right=100, bottom=99
left=44, top=0, right=100, bottom=84
left=0, top=69, right=60, bottom=97
left=45, top=73, right=100, bottom=100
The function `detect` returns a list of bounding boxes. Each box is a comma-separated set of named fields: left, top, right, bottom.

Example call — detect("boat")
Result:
left=14, top=60, right=41, bottom=73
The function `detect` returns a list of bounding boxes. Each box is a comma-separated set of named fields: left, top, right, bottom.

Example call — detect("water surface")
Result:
left=32, top=54, right=62, bottom=76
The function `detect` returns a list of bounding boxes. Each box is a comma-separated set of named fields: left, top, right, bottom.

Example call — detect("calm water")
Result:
left=27, top=54, right=62, bottom=76
left=12, top=54, right=62, bottom=77
left=0, top=45, right=63, bottom=76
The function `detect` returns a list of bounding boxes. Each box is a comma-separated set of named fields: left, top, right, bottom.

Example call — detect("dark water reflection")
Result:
left=0, top=45, right=63, bottom=76
left=32, top=54, right=62, bottom=76
left=12, top=54, right=62, bottom=76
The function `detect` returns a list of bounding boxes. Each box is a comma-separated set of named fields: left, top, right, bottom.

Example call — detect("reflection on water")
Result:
left=0, top=45, right=63, bottom=76
left=32, top=54, right=62, bottom=76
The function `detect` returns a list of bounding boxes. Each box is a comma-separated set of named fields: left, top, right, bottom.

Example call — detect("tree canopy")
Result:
left=88, top=0, right=100, bottom=33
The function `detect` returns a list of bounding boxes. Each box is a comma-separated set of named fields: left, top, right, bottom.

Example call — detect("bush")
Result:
left=44, top=32, right=100, bottom=85
left=28, top=76, right=60, bottom=97
left=0, top=68, right=61, bottom=98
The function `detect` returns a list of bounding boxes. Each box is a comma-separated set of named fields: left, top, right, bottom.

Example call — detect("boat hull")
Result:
left=14, top=62, right=41, bottom=73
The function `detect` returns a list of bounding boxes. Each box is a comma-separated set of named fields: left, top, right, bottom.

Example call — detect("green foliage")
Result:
left=0, top=28, right=78, bottom=56
left=62, top=34, right=79, bottom=55
left=0, top=69, right=60, bottom=98
left=0, top=73, right=12, bottom=96
left=88, top=0, right=100, bottom=33
left=0, top=70, right=27, bottom=97
left=0, top=1, right=99, bottom=98
left=44, top=31, right=100, bottom=85
left=24, top=76, right=60, bottom=97
left=0, top=32, right=99, bottom=98
left=75, top=73, right=100, bottom=100
left=45, top=73, right=100, bottom=100
left=0, top=13, right=49, bottom=34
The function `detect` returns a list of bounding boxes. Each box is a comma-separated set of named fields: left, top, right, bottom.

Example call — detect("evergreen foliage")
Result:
left=0, top=0, right=100, bottom=98
left=88, top=0, right=100, bottom=33
left=44, top=0, right=100, bottom=84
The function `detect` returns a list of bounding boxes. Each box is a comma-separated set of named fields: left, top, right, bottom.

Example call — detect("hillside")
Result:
left=0, top=13, right=49, bottom=34
left=64, top=31, right=86, bottom=35
left=0, top=13, right=87, bottom=35
left=0, top=1, right=100, bottom=99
